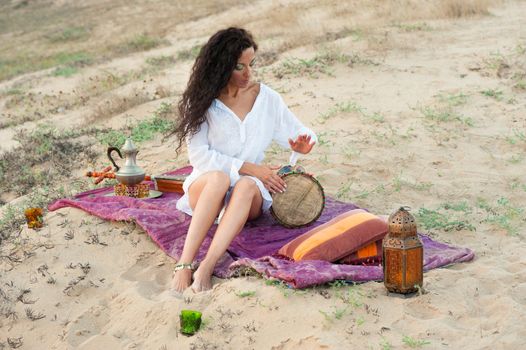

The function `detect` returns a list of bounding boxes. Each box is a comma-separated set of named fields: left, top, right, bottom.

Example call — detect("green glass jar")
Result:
left=179, top=310, right=202, bottom=336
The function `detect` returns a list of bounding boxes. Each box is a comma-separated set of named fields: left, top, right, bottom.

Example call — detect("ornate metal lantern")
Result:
left=382, top=207, right=423, bottom=294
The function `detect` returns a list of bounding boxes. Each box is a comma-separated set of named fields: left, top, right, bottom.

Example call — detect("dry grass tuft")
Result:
left=0, top=126, right=98, bottom=196
left=438, top=0, right=492, bottom=18
left=0, top=90, right=78, bottom=129
left=87, top=89, right=151, bottom=123
left=76, top=71, right=137, bottom=99
left=154, top=85, right=176, bottom=99
left=112, top=33, right=168, bottom=55
left=256, top=50, right=280, bottom=68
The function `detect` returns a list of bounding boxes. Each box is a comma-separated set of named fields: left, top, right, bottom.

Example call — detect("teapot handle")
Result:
left=107, top=147, right=123, bottom=172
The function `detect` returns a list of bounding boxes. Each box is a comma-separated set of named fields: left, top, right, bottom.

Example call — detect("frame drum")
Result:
left=270, top=172, right=325, bottom=228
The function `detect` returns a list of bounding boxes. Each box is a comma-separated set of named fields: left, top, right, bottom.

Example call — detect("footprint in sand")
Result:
left=121, top=257, right=171, bottom=300
left=404, top=299, right=442, bottom=320
left=504, top=261, right=526, bottom=275
left=77, top=334, right=123, bottom=350
left=509, top=282, right=526, bottom=305
left=271, top=336, right=329, bottom=350
left=135, top=280, right=165, bottom=300
left=121, top=258, right=161, bottom=282
left=66, top=307, right=110, bottom=348
left=467, top=276, right=501, bottom=297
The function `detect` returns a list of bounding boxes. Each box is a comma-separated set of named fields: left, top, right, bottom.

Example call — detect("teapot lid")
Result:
left=116, top=137, right=145, bottom=177
left=122, top=138, right=137, bottom=153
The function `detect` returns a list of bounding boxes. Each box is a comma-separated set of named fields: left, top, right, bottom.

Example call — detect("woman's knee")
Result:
left=189, top=171, right=230, bottom=210
left=205, top=171, right=230, bottom=191
left=233, top=177, right=259, bottom=197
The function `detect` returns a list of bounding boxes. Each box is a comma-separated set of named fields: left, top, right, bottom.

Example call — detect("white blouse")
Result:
left=175, top=83, right=317, bottom=219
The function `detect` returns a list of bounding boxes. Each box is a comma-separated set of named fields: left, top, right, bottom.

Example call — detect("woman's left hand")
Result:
left=288, top=134, right=315, bottom=154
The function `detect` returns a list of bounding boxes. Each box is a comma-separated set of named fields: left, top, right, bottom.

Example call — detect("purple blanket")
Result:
left=49, top=166, right=474, bottom=288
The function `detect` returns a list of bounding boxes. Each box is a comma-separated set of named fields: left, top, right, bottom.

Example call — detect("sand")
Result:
left=0, top=0, right=525, bottom=349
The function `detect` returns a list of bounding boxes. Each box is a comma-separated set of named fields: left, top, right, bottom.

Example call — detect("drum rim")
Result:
left=270, top=172, right=325, bottom=228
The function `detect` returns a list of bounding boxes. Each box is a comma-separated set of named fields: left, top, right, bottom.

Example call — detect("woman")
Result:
left=171, top=27, right=317, bottom=293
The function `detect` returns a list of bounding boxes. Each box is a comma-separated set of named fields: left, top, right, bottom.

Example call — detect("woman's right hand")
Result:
left=253, top=164, right=287, bottom=194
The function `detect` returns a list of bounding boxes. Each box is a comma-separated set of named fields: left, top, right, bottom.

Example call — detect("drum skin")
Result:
left=270, top=173, right=325, bottom=228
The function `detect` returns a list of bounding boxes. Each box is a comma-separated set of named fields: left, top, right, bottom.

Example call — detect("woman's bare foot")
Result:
left=170, top=268, right=193, bottom=293
left=190, top=263, right=214, bottom=292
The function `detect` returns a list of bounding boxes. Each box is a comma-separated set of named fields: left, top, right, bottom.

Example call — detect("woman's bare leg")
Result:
left=170, top=171, right=230, bottom=292
left=191, top=177, right=263, bottom=292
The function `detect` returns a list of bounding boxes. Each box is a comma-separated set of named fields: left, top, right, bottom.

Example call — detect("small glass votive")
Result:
left=179, top=310, right=202, bottom=336
left=24, top=207, right=43, bottom=229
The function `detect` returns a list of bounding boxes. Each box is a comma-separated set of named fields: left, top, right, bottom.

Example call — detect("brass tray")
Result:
left=104, top=189, right=163, bottom=199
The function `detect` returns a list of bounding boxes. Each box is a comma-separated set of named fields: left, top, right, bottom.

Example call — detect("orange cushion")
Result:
left=338, top=240, right=383, bottom=265
left=278, top=209, right=388, bottom=262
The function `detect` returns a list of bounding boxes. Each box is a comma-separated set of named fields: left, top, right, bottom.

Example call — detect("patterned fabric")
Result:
left=338, top=240, right=383, bottom=265
left=230, top=233, right=474, bottom=288
left=278, top=209, right=387, bottom=261
left=48, top=166, right=475, bottom=289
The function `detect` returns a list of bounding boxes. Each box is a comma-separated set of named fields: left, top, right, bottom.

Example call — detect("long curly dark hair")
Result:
left=174, top=27, right=258, bottom=154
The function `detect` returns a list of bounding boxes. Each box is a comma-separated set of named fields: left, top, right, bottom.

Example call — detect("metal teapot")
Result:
left=107, top=138, right=145, bottom=186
